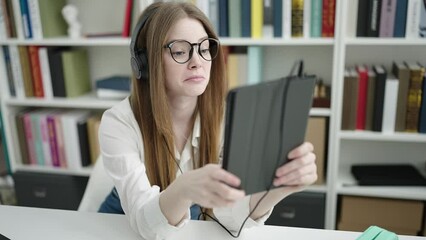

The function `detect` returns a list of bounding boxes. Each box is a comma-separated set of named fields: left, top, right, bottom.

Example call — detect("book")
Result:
left=367, top=0, right=382, bottom=37
left=405, top=62, right=424, bottom=132
left=420, top=0, right=426, bottom=37
left=291, top=0, right=303, bottom=37
left=209, top=0, right=219, bottom=34
left=251, top=0, right=263, bottom=38
left=86, top=114, right=101, bottom=164
left=310, top=0, right=322, bottom=37
left=38, top=47, right=53, bottom=99
left=372, top=65, right=387, bottom=132
left=283, top=0, right=292, bottom=39
left=26, top=0, right=41, bottom=39
left=352, top=164, right=426, bottom=186
left=46, top=111, right=60, bottom=167
left=8, top=45, right=25, bottom=98
left=381, top=74, right=399, bottom=133
left=11, top=0, right=24, bottom=39
left=241, top=0, right=251, bottom=37
left=405, top=0, right=421, bottom=38
left=0, top=0, right=9, bottom=40
left=18, top=46, right=34, bottom=97
left=379, top=0, right=397, bottom=38
left=302, top=0, right=310, bottom=38
left=121, top=0, right=133, bottom=37
left=356, top=65, right=368, bottom=130
left=393, top=0, right=408, bottom=37
left=77, top=120, right=91, bottom=167
left=95, top=75, right=130, bottom=99
left=365, top=67, right=376, bottom=131
left=341, top=67, right=359, bottom=130
left=247, top=46, right=263, bottom=85
left=19, top=0, right=32, bottom=38
left=228, top=0, right=241, bottom=38
left=218, top=0, right=228, bottom=37
left=305, top=117, right=327, bottom=185
left=273, top=0, right=282, bottom=37
left=28, top=45, right=44, bottom=98
left=2, top=46, right=16, bottom=97
left=321, top=0, right=335, bottom=37
left=391, top=61, right=410, bottom=131
left=47, top=46, right=68, bottom=97
left=38, top=0, right=67, bottom=38
left=15, top=110, right=30, bottom=165
left=61, top=49, right=91, bottom=97
left=356, top=0, right=369, bottom=37
left=0, top=111, right=11, bottom=175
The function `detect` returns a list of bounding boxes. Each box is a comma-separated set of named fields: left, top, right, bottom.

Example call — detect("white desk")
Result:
left=0, top=205, right=424, bottom=240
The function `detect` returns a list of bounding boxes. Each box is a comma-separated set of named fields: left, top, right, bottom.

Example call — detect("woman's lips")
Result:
left=185, top=75, right=205, bottom=82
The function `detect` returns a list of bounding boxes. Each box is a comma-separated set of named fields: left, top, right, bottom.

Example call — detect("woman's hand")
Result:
left=273, top=142, right=317, bottom=193
left=176, top=164, right=246, bottom=208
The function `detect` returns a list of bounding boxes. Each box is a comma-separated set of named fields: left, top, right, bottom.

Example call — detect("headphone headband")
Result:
left=130, top=8, right=156, bottom=80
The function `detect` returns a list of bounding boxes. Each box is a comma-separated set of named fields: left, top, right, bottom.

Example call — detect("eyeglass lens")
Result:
left=169, top=38, right=219, bottom=63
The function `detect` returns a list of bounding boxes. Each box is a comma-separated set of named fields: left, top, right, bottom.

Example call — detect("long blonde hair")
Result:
left=129, top=2, right=227, bottom=190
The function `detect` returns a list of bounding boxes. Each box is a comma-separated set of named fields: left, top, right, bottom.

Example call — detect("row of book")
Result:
left=356, top=0, right=426, bottom=38
left=2, top=45, right=91, bottom=99
left=15, top=109, right=101, bottom=170
left=0, top=0, right=68, bottom=40
left=342, top=62, right=426, bottom=134
left=197, top=0, right=335, bottom=39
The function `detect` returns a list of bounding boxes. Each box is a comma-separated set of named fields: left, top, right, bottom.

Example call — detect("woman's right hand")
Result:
left=176, top=164, right=246, bottom=208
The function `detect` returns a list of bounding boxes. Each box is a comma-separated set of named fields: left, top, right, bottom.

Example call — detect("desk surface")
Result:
left=0, top=205, right=424, bottom=240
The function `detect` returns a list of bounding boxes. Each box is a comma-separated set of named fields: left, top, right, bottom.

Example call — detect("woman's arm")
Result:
left=249, top=142, right=317, bottom=220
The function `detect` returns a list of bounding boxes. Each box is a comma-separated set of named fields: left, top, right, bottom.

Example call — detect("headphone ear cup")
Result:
left=138, top=49, right=149, bottom=81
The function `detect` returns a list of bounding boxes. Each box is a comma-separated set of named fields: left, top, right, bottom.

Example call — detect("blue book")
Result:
left=218, top=0, right=228, bottom=37
left=273, top=0, right=282, bottom=37
left=19, top=0, right=32, bottom=38
left=96, top=76, right=131, bottom=91
left=393, top=0, right=408, bottom=37
left=241, top=0, right=251, bottom=37
left=247, top=46, right=263, bottom=85
left=419, top=74, right=426, bottom=133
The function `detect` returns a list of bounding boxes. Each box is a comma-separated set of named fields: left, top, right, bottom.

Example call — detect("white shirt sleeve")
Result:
left=99, top=102, right=190, bottom=240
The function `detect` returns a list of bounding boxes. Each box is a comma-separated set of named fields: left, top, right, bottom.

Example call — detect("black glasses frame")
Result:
left=164, top=38, right=220, bottom=64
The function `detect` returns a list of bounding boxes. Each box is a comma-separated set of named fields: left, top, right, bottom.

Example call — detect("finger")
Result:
left=287, top=142, right=314, bottom=159
left=274, top=161, right=317, bottom=186
left=201, top=192, right=236, bottom=208
left=212, top=182, right=245, bottom=201
left=276, top=152, right=316, bottom=177
left=285, top=173, right=318, bottom=186
left=211, top=168, right=241, bottom=188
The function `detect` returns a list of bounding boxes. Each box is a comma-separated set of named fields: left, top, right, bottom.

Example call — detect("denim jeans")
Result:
left=99, top=187, right=201, bottom=220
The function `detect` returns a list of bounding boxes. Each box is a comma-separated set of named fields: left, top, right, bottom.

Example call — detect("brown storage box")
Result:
left=305, top=117, right=327, bottom=185
left=337, top=196, right=424, bottom=236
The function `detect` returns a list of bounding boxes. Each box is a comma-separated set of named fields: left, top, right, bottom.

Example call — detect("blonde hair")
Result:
left=129, top=2, right=227, bottom=190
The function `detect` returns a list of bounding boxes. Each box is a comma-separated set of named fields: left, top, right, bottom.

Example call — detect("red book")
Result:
left=321, top=0, right=335, bottom=37
left=121, top=0, right=133, bottom=37
left=356, top=65, right=369, bottom=130
left=28, top=46, right=44, bottom=98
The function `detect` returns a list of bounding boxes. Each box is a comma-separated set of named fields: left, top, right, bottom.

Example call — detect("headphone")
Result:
left=130, top=8, right=156, bottom=81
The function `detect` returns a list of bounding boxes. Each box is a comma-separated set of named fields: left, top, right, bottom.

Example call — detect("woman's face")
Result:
left=163, top=17, right=212, bottom=99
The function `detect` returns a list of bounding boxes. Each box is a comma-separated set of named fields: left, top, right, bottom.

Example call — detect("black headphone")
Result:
left=130, top=9, right=155, bottom=81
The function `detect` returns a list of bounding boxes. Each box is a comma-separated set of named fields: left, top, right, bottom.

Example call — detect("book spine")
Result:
left=209, top=0, right=219, bottom=34
left=419, top=73, right=426, bottom=133
left=28, top=45, right=44, bottom=97
left=283, top=0, right=292, bottom=39
left=321, top=0, right=335, bottom=37
left=373, top=65, right=387, bottom=132
left=393, top=0, right=408, bottom=37
left=9, top=45, right=25, bottom=98
left=54, top=114, right=67, bottom=168
left=379, top=0, right=397, bottom=37
left=341, top=68, right=358, bottom=130
left=365, top=68, right=376, bottom=131
left=356, top=66, right=369, bottom=130
left=18, top=46, right=34, bottom=97
left=303, top=0, right=310, bottom=38
left=273, top=0, right=283, bottom=37
left=420, top=0, right=426, bottom=37
left=23, top=112, right=36, bottom=164
left=251, top=0, right=263, bottom=38
left=26, top=0, right=42, bottom=39
left=391, top=61, right=410, bottom=131
left=2, top=46, right=16, bottom=97
left=31, top=113, right=45, bottom=165
left=11, top=0, right=24, bottom=39
left=19, top=0, right=31, bottom=38
left=367, top=0, right=382, bottom=37
left=38, top=47, right=53, bottom=99
left=46, top=114, right=60, bottom=167
left=291, top=0, right=303, bottom=37
left=310, top=0, right=322, bottom=38
left=15, top=113, right=29, bottom=165
left=356, top=0, right=370, bottom=37
left=0, top=0, right=8, bottom=40
left=218, top=0, right=228, bottom=37
left=262, top=0, right=274, bottom=38
left=121, top=0, right=132, bottom=37
left=247, top=46, right=263, bottom=85
left=381, top=75, right=399, bottom=133
left=241, top=0, right=251, bottom=37
left=39, top=112, right=52, bottom=166
left=228, top=0, right=241, bottom=38
left=405, top=0, right=421, bottom=38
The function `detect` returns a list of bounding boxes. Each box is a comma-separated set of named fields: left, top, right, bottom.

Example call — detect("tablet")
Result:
left=222, top=76, right=316, bottom=194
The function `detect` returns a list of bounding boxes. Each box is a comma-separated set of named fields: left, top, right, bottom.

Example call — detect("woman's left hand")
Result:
left=273, top=142, right=317, bottom=193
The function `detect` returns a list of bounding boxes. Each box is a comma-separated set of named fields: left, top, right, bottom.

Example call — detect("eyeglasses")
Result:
left=164, top=38, right=220, bottom=64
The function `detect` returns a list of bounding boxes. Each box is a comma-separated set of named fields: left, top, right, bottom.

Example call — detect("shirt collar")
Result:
left=191, top=114, right=200, bottom=148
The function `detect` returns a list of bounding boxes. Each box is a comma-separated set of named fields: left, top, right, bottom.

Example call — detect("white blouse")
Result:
left=99, top=97, right=271, bottom=240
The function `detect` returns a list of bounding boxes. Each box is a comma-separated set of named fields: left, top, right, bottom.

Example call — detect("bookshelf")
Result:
left=327, top=0, right=426, bottom=231
left=1, top=0, right=425, bottom=233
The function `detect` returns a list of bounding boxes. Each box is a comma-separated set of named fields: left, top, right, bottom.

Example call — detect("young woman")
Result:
left=98, top=2, right=317, bottom=239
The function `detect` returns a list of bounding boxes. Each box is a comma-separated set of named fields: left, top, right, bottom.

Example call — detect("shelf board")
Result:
left=14, top=164, right=93, bottom=177
left=219, top=38, right=335, bottom=46
left=304, top=184, right=328, bottom=193
left=339, top=130, right=426, bottom=142
left=0, top=37, right=131, bottom=46
left=0, top=37, right=335, bottom=46
left=345, top=38, right=426, bottom=46
left=337, top=185, right=426, bottom=201
left=4, top=93, right=121, bottom=109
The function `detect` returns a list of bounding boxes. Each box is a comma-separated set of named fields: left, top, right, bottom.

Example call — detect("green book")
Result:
left=0, top=111, right=11, bottom=175
left=228, top=0, right=242, bottom=38
left=61, top=49, right=91, bottom=97
left=38, top=0, right=67, bottom=38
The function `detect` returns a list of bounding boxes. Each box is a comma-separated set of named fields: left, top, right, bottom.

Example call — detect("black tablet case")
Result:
left=222, top=76, right=316, bottom=194
left=351, top=164, right=426, bottom=186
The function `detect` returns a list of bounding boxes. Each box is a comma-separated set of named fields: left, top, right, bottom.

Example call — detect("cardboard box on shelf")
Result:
left=305, top=117, right=328, bottom=185
left=337, top=195, right=424, bottom=236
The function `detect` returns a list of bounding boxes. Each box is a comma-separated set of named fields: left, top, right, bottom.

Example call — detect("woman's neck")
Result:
left=168, top=96, right=197, bottom=153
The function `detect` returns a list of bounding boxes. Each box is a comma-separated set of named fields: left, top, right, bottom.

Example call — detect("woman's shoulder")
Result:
left=101, top=97, right=135, bottom=126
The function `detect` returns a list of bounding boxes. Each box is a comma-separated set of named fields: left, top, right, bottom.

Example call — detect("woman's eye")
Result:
left=200, top=49, right=210, bottom=54
left=172, top=51, right=186, bottom=57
